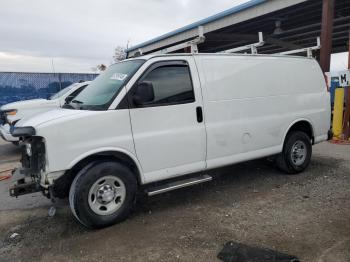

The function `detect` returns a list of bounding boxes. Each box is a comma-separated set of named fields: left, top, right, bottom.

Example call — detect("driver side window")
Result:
left=138, top=62, right=195, bottom=106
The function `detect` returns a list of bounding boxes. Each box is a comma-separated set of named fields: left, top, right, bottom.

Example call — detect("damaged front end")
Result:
left=9, top=128, right=46, bottom=198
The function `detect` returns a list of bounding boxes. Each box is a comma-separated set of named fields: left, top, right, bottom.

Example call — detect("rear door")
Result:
left=128, top=58, right=206, bottom=183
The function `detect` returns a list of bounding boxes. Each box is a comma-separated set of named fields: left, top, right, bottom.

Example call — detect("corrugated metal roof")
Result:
left=126, top=0, right=267, bottom=52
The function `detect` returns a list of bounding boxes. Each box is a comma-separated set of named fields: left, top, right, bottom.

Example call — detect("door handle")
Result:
left=196, top=106, right=203, bottom=123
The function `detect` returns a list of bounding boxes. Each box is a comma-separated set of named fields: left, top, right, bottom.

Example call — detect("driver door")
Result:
left=128, top=59, right=206, bottom=183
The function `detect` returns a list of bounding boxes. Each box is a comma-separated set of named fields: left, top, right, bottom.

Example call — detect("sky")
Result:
left=0, top=0, right=347, bottom=73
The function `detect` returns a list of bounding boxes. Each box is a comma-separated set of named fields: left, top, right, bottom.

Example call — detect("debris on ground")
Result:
left=0, top=169, right=12, bottom=181
left=9, top=233, right=19, bottom=239
left=0, top=175, right=11, bottom=181
left=48, top=206, right=56, bottom=217
left=329, top=140, right=350, bottom=145
left=217, top=241, right=299, bottom=262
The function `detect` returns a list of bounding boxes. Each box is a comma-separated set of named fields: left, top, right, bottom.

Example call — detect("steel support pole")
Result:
left=343, top=32, right=350, bottom=139
left=319, top=0, right=335, bottom=73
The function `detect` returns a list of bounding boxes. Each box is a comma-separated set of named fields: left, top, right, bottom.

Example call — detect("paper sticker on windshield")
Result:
left=110, top=73, right=127, bottom=81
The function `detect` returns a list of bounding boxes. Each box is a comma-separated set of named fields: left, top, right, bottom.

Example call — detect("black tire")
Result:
left=69, top=161, right=137, bottom=229
left=276, top=131, right=312, bottom=174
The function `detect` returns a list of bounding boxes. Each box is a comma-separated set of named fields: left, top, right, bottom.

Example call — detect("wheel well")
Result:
left=52, top=151, right=141, bottom=199
left=286, top=121, right=314, bottom=143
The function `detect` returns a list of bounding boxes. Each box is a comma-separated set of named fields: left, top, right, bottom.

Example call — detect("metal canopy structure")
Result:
left=126, top=0, right=349, bottom=72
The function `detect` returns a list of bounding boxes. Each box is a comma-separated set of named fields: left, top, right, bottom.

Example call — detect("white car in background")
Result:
left=0, top=81, right=90, bottom=144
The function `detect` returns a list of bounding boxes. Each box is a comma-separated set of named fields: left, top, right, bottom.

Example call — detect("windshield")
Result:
left=71, top=59, right=145, bottom=110
left=49, top=84, right=76, bottom=100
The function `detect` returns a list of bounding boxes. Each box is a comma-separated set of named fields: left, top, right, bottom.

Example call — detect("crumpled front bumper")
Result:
left=9, top=168, right=42, bottom=197
left=0, top=124, right=18, bottom=142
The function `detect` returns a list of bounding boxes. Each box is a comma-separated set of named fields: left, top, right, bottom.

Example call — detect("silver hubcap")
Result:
left=88, top=176, right=126, bottom=216
left=291, top=140, right=307, bottom=166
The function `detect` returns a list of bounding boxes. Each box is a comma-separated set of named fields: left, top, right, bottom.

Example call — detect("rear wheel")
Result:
left=69, top=161, right=137, bottom=228
left=276, top=131, right=312, bottom=174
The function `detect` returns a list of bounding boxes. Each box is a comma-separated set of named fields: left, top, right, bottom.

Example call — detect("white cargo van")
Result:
left=10, top=54, right=331, bottom=228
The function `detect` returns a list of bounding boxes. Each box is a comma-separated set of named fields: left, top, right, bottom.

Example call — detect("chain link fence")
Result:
left=0, top=72, right=98, bottom=106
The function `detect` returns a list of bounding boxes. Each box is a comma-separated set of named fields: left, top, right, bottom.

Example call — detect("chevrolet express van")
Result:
left=10, top=54, right=331, bottom=228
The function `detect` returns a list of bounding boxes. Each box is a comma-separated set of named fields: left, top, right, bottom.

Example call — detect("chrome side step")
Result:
left=147, top=174, right=212, bottom=196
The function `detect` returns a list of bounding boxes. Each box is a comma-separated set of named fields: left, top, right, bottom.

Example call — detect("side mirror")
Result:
left=133, top=81, right=155, bottom=106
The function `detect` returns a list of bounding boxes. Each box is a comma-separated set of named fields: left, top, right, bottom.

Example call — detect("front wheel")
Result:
left=69, top=161, right=137, bottom=228
left=276, top=131, right=312, bottom=174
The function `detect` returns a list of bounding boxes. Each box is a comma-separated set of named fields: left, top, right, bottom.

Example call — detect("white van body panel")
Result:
left=14, top=54, right=330, bottom=188
left=194, top=55, right=330, bottom=169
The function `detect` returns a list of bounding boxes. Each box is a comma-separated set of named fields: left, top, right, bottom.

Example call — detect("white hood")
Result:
left=16, top=108, right=87, bottom=128
left=0, top=99, right=54, bottom=111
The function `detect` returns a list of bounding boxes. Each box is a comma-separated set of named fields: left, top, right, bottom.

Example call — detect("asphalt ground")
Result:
left=0, top=139, right=350, bottom=262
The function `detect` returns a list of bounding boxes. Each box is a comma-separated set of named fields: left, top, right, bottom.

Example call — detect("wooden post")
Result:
left=319, top=0, right=335, bottom=73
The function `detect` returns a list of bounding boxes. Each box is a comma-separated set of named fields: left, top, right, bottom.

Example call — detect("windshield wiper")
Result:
left=71, top=99, right=84, bottom=104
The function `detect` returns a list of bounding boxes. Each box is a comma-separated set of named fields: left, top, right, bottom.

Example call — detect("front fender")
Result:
left=68, top=147, right=145, bottom=183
